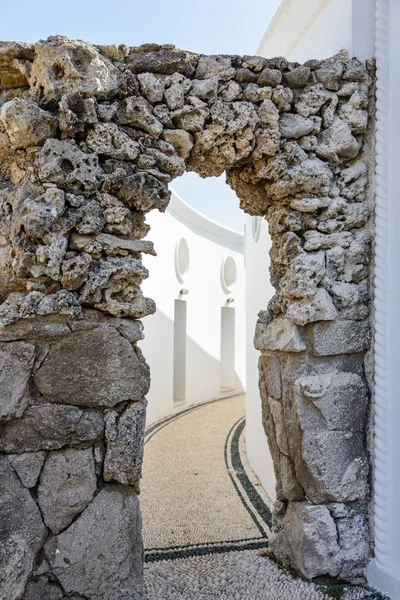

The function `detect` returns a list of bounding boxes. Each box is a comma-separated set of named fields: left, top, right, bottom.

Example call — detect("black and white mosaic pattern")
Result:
left=141, top=396, right=389, bottom=599
left=142, top=395, right=271, bottom=562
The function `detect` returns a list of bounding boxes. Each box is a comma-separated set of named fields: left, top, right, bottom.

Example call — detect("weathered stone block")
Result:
left=309, top=319, right=371, bottom=356
left=278, top=452, right=305, bottom=502
left=272, top=501, right=341, bottom=579
left=279, top=113, right=314, bottom=139
left=34, top=328, right=150, bottom=408
left=316, top=116, right=360, bottom=162
left=254, top=316, right=306, bottom=353
left=283, top=65, right=311, bottom=88
left=0, top=457, right=47, bottom=600
left=162, top=129, right=193, bottom=159
left=286, top=288, right=337, bottom=326
left=258, top=67, right=282, bottom=87
left=1, top=99, right=57, bottom=149
left=280, top=252, right=325, bottom=299
left=0, top=404, right=104, bottom=453
left=196, top=55, right=235, bottom=79
left=38, top=448, right=97, bottom=533
left=258, top=353, right=282, bottom=399
left=0, top=341, right=35, bottom=422
left=86, top=122, right=139, bottom=160
left=294, top=372, right=368, bottom=432
left=297, top=430, right=368, bottom=503
left=137, top=72, right=165, bottom=104
left=30, top=36, right=121, bottom=102
left=37, top=139, right=103, bottom=193
left=22, top=575, right=86, bottom=599
left=268, top=397, right=289, bottom=455
left=45, top=486, right=143, bottom=600
left=336, top=514, right=370, bottom=582
left=116, top=97, right=163, bottom=138
left=104, top=401, right=146, bottom=490
left=126, top=47, right=197, bottom=77
left=22, top=576, right=65, bottom=600
left=7, top=451, right=46, bottom=488
left=0, top=314, right=72, bottom=342
left=303, top=230, right=353, bottom=251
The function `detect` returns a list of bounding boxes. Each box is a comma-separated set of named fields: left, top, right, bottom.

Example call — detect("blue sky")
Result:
left=0, top=0, right=281, bottom=231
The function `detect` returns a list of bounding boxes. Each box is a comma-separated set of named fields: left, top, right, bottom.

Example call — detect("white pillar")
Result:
left=368, top=0, right=400, bottom=596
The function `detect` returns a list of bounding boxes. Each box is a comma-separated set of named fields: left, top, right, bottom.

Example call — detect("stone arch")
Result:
left=0, top=36, right=374, bottom=598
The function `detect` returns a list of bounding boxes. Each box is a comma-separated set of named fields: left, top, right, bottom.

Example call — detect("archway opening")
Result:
left=0, top=37, right=374, bottom=599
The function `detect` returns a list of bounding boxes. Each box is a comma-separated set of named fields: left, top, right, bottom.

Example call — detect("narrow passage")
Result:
left=141, top=396, right=386, bottom=600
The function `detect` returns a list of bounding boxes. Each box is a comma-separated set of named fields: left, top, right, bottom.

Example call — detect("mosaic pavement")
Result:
left=141, top=395, right=389, bottom=600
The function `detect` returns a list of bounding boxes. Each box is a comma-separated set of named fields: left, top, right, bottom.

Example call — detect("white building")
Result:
left=140, top=189, right=246, bottom=426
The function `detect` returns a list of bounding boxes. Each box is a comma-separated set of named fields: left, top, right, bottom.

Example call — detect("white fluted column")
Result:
left=368, top=0, right=400, bottom=596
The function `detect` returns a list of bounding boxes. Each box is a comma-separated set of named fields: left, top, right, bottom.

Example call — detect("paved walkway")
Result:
left=141, top=395, right=387, bottom=600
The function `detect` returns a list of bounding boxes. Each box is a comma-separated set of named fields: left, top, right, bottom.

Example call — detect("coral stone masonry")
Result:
left=0, top=36, right=374, bottom=598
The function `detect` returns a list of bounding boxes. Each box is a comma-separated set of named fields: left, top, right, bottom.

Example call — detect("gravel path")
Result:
left=141, top=396, right=388, bottom=600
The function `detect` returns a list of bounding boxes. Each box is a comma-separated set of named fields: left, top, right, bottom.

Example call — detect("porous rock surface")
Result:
left=0, top=35, right=374, bottom=597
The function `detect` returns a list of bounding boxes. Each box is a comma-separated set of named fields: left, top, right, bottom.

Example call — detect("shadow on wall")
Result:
left=141, top=306, right=245, bottom=426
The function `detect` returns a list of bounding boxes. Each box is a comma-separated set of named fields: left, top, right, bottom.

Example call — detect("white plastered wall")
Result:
left=245, top=216, right=276, bottom=499
left=140, top=190, right=246, bottom=426
left=257, top=0, right=375, bottom=62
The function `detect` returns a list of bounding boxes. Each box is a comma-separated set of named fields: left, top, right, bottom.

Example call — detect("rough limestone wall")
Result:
left=0, top=36, right=373, bottom=598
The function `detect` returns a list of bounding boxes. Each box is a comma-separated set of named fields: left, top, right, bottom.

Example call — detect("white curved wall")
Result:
left=257, top=0, right=375, bottom=62
left=140, top=190, right=246, bottom=426
left=245, top=216, right=276, bottom=500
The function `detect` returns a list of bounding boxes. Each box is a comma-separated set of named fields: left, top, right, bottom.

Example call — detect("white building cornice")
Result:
left=256, top=0, right=331, bottom=58
left=168, top=188, right=243, bottom=252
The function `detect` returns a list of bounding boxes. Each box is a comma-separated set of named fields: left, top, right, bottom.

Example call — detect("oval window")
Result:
left=221, top=256, right=237, bottom=293
left=175, top=238, right=190, bottom=283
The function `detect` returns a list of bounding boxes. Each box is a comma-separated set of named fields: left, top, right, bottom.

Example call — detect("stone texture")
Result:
left=1, top=99, right=57, bottom=149
left=38, top=448, right=97, bottom=533
left=22, top=576, right=67, bottom=600
left=36, top=139, right=102, bottom=192
left=162, top=129, right=193, bottom=159
left=298, top=429, right=369, bottom=503
left=254, top=316, right=306, bottom=353
left=34, top=328, right=150, bottom=408
left=104, top=401, right=146, bottom=490
left=280, top=252, right=325, bottom=299
left=7, top=451, right=46, bottom=487
left=258, top=354, right=282, bottom=399
left=336, top=515, right=370, bottom=582
left=283, top=65, right=311, bottom=88
left=86, top=122, right=139, bottom=160
left=30, top=35, right=121, bottom=102
left=294, top=372, right=368, bottom=432
left=0, top=341, right=35, bottom=421
left=286, top=288, right=337, bottom=325
left=45, top=486, right=143, bottom=600
left=309, top=320, right=371, bottom=356
left=279, top=113, right=314, bottom=139
left=0, top=404, right=104, bottom=452
left=272, top=501, right=341, bottom=579
left=0, top=456, right=47, bottom=600
left=316, top=116, right=360, bottom=162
